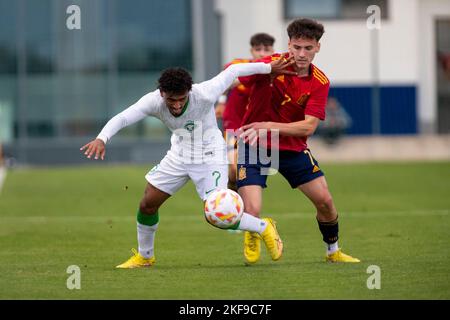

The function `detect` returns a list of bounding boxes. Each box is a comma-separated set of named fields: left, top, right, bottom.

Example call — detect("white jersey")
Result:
left=96, top=62, right=271, bottom=164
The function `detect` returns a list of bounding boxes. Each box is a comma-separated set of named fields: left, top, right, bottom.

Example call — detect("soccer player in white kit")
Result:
left=80, top=58, right=295, bottom=268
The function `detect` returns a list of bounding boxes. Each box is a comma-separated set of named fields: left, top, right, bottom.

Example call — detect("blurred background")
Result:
left=0, top=0, right=449, bottom=166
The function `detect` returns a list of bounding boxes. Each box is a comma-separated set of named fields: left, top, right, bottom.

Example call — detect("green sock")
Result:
left=137, top=209, right=159, bottom=226
left=228, top=220, right=241, bottom=230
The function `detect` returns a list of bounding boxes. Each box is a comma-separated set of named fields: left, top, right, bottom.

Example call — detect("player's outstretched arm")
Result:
left=80, top=139, right=106, bottom=160
left=197, top=60, right=294, bottom=104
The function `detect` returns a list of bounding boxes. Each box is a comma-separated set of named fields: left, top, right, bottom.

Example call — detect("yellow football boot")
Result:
left=260, top=218, right=283, bottom=261
left=244, top=231, right=261, bottom=264
left=326, top=249, right=360, bottom=263
left=116, top=248, right=156, bottom=268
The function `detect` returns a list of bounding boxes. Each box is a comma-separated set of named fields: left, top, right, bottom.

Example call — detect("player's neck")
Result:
left=295, top=64, right=311, bottom=78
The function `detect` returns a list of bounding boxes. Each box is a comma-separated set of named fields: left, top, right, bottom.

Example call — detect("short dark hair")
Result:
left=287, top=18, right=325, bottom=41
left=158, top=68, right=193, bottom=94
left=250, top=33, right=275, bottom=47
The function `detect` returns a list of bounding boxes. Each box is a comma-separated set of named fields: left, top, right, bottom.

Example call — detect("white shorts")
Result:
left=145, top=154, right=228, bottom=201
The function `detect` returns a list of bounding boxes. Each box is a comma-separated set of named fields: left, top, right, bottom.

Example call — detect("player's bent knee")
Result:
left=228, top=172, right=236, bottom=184
left=227, top=180, right=237, bottom=191
left=139, top=201, right=159, bottom=215
left=228, top=167, right=237, bottom=182
left=315, top=194, right=334, bottom=213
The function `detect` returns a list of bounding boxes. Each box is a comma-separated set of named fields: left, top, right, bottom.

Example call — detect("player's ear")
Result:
left=316, top=42, right=321, bottom=53
left=159, top=89, right=164, bottom=98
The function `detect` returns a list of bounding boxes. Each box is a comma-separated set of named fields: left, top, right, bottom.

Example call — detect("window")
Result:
left=0, top=0, right=17, bottom=74
left=1, top=0, right=193, bottom=141
left=284, top=0, right=388, bottom=20
left=24, top=0, right=54, bottom=73
left=116, top=0, right=192, bottom=72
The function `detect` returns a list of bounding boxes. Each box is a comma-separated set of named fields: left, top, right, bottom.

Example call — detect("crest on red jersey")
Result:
left=297, top=93, right=311, bottom=108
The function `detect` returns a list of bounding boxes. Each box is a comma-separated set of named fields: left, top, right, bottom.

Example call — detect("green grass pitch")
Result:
left=0, top=162, right=449, bottom=299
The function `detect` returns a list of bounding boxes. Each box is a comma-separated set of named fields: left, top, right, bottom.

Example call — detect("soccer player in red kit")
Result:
left=237, top=18, right=360, bottom=264
left=216, top=33, right=275, bottom=191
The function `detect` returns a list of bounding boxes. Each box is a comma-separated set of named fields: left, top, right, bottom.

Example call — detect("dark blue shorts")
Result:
left=236, top=143, right=324, bottom=189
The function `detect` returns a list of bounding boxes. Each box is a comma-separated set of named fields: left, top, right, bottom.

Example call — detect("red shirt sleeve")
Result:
left=304, top=82, right=329, bottom=121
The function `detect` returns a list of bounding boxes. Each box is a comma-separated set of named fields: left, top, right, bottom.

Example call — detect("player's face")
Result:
left=161, top=91, right=189, bottom=116
left=288, top=37, right=320, bottom=71
left=250, top=45, right=274, bottom=59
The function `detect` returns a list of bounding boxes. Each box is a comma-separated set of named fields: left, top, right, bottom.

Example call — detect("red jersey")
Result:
left=222, top=59, right=252, bottom=130
left=239, top=53, right=330, bottom=152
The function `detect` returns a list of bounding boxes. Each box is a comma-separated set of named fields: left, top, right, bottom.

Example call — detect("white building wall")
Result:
left=215, top=0, right=450, bottom=132
left=418, top=0, right=450, bottom=132
left=216, top=0, right=419, bottom=84
left=215, top=0, right=285, bottom=63
left=319, top=0, right=420, bottom=85
left=378, top=0, right=419, bottom=84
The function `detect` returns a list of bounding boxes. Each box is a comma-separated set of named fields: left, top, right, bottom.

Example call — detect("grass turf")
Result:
left=0, top=162, right=449, bottom=299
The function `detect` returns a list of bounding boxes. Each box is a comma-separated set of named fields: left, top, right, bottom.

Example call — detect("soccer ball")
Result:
left=204, top=188, right=244, bottom=229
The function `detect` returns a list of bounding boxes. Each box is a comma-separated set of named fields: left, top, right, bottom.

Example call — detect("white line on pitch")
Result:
left=0, top=166, right=6, bottom=194
left=0, top=209, right=448, bottom=222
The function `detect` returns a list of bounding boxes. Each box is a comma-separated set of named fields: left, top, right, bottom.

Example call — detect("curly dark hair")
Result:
left=287, top=18, right=325, bottom=41
left=158, top=68, right=193, bottom=94
left=250, top=33, right=275, bottom=47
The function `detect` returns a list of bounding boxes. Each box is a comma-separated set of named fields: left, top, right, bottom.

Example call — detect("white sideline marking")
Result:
left=0, top=166, right=6, bottom=194
left=0, top=209, right=448, bottom=222
left=278, top=209, right=450, bottom=218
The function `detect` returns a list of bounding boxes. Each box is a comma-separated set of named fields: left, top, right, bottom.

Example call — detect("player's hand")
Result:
left=269, top=55, right=297, bottom=76
left=239, top=122, right=272, bottom=146
left=80, top=139, right=106, bottom=160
